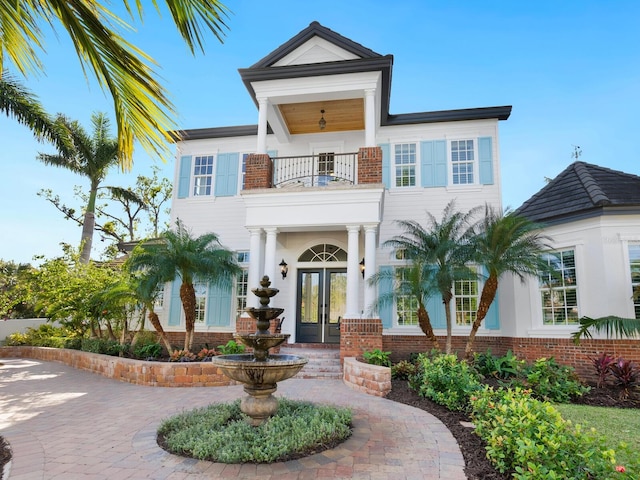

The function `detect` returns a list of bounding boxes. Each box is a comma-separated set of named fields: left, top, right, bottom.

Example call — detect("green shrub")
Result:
left=80, top=338, right=126, bottom=356
left=524, top=357, right=589, bottom=403
left=391, top=360, right=416, bottom=380
left=5, top=323, right=78, bottom=347
left=216, top=340, right=245, bottom=355
left=417, top=353, right=481, bottom=411
left=158, top=399, right=352, bottom=463
left=470, top=386, right=636, bottom=479
left=362, top=348, right=391, bottom=367
left=474, top=349, right=525, bottom=380
left=134, top=342, right=162, bottom=359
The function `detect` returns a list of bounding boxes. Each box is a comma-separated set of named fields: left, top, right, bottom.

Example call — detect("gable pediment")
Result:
left=272, top=36, right=361, bottom=67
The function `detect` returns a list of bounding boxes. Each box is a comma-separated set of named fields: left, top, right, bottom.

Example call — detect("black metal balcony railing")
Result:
left=273, top=153, right=357, bottom=188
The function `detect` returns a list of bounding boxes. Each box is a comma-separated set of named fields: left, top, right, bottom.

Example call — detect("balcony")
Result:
left=273, top=153, right=358, bottom=188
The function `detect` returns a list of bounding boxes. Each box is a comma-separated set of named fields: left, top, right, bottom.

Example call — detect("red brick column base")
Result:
left=357, top=147, right=382, bottom=184
left=340, top=318, right=383, bottom=363
left=244, top=154, right=273, bottom=190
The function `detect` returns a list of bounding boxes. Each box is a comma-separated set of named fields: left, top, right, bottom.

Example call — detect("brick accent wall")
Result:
left=339, top=318, right=383, bottom=362
left=0, top=346, right=235, bottom=387
left=382, top=335, right=640, bottom=382
left=244, top=153, right=273, bottom=190
left=343, top=357, right=391, bottom=397
left=357, top=147, right=382, bottom=184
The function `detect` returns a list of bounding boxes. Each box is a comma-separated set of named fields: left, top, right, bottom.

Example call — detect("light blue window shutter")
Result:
left=478, top=137, right=494, bottom=185
left=206, top=283, right=232, bottom=326
left=168, top=279, right=183, bottom=326
left=215, top=153, right=239, bottom=196
left=177, top=156, right=192, bottom=199
left=482, top=268, right=500, bottom=330
left=379, top=144, right=391, bottom=189
left=421, top=140, right=447, bottom=187
left=379, top=266, right=393, bottom=328
left=427, top=292, right=446, bottom=329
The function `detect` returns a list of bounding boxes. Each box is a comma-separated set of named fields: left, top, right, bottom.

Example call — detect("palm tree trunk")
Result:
left=418, top=304, right=440, bottom=351
left=443, top=291, right=454, bottom=354
left=464, top=274, right=498, bottom=359
left=79, top=183, right=98, bottom=264
left=180, top=282, right=196, bottom=351
left=105, top=319, right=117, bottom=340
left=148, top=309, right=174, bottom=354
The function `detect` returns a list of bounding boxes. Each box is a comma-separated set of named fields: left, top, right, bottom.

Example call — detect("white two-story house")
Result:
left=164, top=21, right=511, bottom=358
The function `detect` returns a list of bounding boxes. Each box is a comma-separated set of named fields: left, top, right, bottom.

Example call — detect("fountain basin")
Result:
left=211, top=354, right=308, bottom=388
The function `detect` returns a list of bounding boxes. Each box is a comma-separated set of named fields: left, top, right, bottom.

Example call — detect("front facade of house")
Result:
left=162, top=22, right=508, bottom=355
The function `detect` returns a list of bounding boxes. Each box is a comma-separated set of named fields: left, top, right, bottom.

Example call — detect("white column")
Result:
left=363, top=224, right=378, bottom=316
left=364, top=89, right=376, bottom=147
left=263, top=227, right=278, bottom=283
left=257, top=97, right=268, bottom=154
left=247, top=228, right=263, bottom=308
left=345, top=225, right=361, bottom=318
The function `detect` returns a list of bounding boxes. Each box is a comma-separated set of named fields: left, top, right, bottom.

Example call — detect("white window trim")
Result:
left=531, top=243, right=584, bottom=332
left=390, top=141, right=420, bottom=190
left=448, top=138, right=478, bottom=186
left=624, top=240, right=640, bottom=319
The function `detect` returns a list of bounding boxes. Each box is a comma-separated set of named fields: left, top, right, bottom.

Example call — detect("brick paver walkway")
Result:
left=0, top=358, right=465, bottom=479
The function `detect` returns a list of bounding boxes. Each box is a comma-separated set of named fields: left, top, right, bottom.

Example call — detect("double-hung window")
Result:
left=629, top=245, right=640, bottom=319
left=451, top=140, right=475, bottom=185
left=193, top=155, right=214, bottom=196
left=454, top=277, right=479, bottom=326
left=394, top=143, right=417, bottom=187
left=539, top=249, right=579, bottom=325
left=194, top=282, right=207, bottom=324
left=395, top=267, right=419, bottom=326
left=236, top=251, right=250, bottom=317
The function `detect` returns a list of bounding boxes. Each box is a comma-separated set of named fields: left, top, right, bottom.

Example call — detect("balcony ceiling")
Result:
left=279, top=98, right=364, bottom=135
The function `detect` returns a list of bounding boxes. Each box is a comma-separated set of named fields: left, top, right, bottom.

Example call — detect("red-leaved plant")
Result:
left=609, top=357, right=639, bottom=399
left=591, top=352, right=615, bottom=388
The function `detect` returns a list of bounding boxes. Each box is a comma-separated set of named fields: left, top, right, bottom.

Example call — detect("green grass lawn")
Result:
left=555, top=404, right=640, bottom=467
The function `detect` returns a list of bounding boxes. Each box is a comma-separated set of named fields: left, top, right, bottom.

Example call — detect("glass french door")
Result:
left=296, top=268, right=346, bottom=343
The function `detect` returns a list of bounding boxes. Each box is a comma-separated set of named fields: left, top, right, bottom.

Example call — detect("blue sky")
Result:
left=1, top=1, right=639, bottom=264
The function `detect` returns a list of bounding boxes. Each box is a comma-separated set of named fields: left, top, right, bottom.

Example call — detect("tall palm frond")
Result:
left=571, top=316, right=640, bottom=343
left=0, top=72, right=71, bottom=153
left=1, top=1, right=229, bottom=169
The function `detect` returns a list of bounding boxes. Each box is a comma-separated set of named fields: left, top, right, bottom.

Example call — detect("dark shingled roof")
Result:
left=515, top=161, right=640, bottom=224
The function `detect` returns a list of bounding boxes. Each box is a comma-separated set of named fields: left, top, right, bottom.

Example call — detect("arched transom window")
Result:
left=298, top=244, right=347, bottom=262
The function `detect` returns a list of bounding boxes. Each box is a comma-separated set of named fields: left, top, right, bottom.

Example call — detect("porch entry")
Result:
left=296, top=268, right=346, bottom=343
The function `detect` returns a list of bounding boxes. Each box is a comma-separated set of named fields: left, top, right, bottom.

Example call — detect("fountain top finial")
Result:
left=260, top=276, right=271, bottom=288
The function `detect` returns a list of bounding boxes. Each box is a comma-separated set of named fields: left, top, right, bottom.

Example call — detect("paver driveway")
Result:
left=0, top=358, right=465, bottom=479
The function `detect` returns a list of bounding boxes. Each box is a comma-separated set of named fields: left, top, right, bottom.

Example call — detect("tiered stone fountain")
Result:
left=211, top=276, right=308, bottom=426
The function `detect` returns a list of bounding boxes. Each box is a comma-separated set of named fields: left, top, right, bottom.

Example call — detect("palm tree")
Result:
left=464, top=206, right=550, bottom=358
left=127, top=221, right=241, bottom=351
left=385, top=201, right=479, bottom=353
left=369, top=262, right=440, bottom=350
left=1, top=1, right=228, bottom=169
left=0, top=72, right=70, bottom=154
left=37, top=112, right=119, bottom=263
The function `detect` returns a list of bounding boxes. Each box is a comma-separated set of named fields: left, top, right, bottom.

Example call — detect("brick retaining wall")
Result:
left=0, top=346, right=234, bottom=387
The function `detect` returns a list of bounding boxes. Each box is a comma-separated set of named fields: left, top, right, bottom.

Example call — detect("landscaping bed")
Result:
left=387, top=378, right=640, bottom=479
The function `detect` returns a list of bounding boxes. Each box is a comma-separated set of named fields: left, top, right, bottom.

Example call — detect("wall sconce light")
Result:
left=359, top=258, right=365, bottom=278
left=318, top=109, right=326, bottom=130
left=279, top=259, right=288, bottom=279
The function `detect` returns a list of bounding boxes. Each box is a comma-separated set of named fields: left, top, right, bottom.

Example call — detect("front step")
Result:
left=279, top=345, right=342, bottom=380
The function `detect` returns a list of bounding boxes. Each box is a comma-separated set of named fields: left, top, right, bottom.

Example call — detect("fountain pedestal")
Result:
left=211, top=276, right=307, bottom=426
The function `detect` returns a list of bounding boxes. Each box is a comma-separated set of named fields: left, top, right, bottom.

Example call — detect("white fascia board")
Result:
left=242, top=186, right=384, bottom=231
left=252, top=71, right=381, bottom=104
